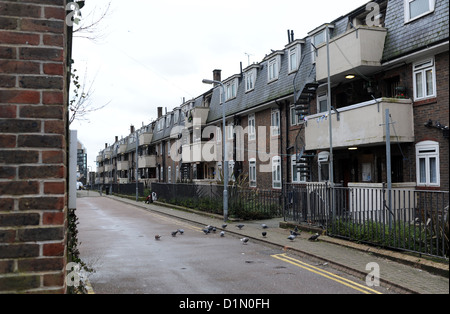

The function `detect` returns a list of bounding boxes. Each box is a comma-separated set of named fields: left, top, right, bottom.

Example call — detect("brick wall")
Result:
left=0, top=0, right=69, bottom=293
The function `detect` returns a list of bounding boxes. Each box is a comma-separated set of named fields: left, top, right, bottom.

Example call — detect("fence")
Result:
left=151, top=183, right=284, bottom=219
left=285, top=183, right=449, bottom=260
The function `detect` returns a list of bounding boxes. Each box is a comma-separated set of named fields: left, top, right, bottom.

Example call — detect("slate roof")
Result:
left=206, top=37, right=316, bottom=124
left=382, top=0, right=449, bottom=61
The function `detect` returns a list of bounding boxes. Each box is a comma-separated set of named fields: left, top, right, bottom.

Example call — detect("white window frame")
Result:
left=413, top=57, right=436, bottom=101
left=317, top=92, right=328, bottom=113
left=404, top=0, right=436, bottom=23
left=268, top=56, right=280, bottom=82
left=416, top=141, right=440, bottom=187
left=290, top=105, right=300, bottom=126
left=271, top=109, right=280, bottom=136
left=288, top=45, right=300, bottom=73
left=245, top=69, right=256, bottom=92
left=291, top=155, right=307, bottom=183
left=227, top=122, right=234, bottom=140
left=225, top=79, right=237, bottom=101
left=318, top=151, right=330, bottom=182
left=248, top=114, right=256, bottom=141
left=166, top=114, right=171, bottom=128
left=272, top=156, right=282, bottom=189
left=249, top=158, right=257, bottom=187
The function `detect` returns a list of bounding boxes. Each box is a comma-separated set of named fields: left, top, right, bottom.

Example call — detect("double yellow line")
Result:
left=271, top=253, right=382, bottom=294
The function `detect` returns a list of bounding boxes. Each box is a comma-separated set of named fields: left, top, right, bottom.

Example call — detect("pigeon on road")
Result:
left=202, top=228, right=210, bottom=235
left=222, top=224, right=228, bottom=229
left=309, top=233, right=320, bottom=241
left=220, top=231, right=225, bottom=237
left=287, top=235, right=296, bottom=241
left=177, top=229, right=184, bottom=235
left=171, top=231, right=178, bottom=237
left=262, top=231, right=267, bottom=237
left=236, top=224, right=245, bottom=230
left=261, top=224, right=268, bottom=229
left=241, top=237, right=249, bottom=244
left=155, top=235, right=161, bottom=240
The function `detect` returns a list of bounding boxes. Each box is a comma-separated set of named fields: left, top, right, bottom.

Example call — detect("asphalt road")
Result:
left=76, top=195, right=392, bottom=295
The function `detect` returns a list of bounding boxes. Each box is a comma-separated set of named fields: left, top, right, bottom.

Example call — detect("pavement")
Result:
left=77, top=190, right=449, bottom=294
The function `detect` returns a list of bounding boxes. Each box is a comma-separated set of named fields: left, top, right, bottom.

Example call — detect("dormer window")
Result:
left=405, top=0, right=435, bottom=23
left=268, top=58, right=278, bottom=82
left=223, top=75, right=240, bottom=102
left=244, top=65, right=259, bottom=93
left=309, top=24, right=334, bottom=63
left=286, top=40, right=303, bottom=74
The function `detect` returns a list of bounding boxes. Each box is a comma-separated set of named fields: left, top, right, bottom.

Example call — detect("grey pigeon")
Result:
left=262, top=231, right=267, bottom=237
left=241, top=237, right=249, bottom=244
left=294, top=226, right=299, bottom=232
left=308, top=233, right=320, bottom=241
left=261, top=224, right=268, bottom=229
left=177, top=229, right=184, bottom=235
left=171, top=231, right=178, bottom=237
left=220, top=231, right=225, bottom=237
left=202, top=228, right=210, bottom=235
left=290, top=230, right=300, bottom=236
left=222, top=224, right=227, bottom=229
left=236, top=224, right=245, bottom=230
left=155, top=235, right=161, bottom=240
left=287, top=235, right=296, bottom=241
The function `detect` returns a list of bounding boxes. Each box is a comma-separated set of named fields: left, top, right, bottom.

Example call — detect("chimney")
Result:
left=213, top=69, right=221, bottom=83
left=130, top=125, right=135, bottom=134
left=105, top=143, right=108, bottom=149
left=157, top=107, right=163, bottom=118
left=115, top=136, right=118, bottom=143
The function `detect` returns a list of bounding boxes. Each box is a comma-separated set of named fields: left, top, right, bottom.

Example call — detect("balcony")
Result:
left=138, top=155, right=157, bottom=168
left=139, top=132, right=153, bottom=146
left=118, top=144, right=127, bottom=154
left=96, top=155, right=102, bottom=163
left=304, top=98, right=414, bottom=151
left=316, top=25, right=387, bottom=82
left=117, top=160, right=128, bottom=171
left=184, top=107, right=210, bottom=129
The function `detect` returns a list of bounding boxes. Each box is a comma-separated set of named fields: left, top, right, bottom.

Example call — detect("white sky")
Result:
left=70, top=0, right=370, bottom=170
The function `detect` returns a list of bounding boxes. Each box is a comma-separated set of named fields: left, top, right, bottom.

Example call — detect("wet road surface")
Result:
left=76, top=196, right=391, bottom=294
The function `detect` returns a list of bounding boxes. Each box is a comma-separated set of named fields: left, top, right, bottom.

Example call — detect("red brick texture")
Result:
left=0, top=0, right=69, bottom=293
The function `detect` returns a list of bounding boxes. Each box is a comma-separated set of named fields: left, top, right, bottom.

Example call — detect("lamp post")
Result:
left=202, top=79, right=228, bottom=222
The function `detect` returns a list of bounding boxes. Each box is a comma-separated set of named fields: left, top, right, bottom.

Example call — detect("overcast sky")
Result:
left=70, top=0, right=370, bottom=170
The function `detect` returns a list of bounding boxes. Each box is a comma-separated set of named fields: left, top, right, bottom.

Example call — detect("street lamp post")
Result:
left=202, top=79, right=228, bottom=222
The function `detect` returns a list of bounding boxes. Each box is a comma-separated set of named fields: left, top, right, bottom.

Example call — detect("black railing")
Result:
left=285, top=183, right=449, bottom=260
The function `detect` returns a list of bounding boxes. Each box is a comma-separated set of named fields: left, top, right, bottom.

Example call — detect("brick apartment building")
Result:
left=96, top=0, right=448, bottom=193
left=1, top=0, right=72, bottom=293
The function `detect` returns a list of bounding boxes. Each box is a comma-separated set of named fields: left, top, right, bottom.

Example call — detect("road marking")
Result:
left=271, top=253, right=382, bottom=294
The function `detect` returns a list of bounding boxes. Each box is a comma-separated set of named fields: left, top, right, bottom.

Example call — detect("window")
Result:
left=405, top=0, right=435, bottom=22
left=227, top=122, right=234, bottom=140
left=413, top=58, right=436, bottom=100
left=288, top=46, right=300, bottom=73
left=268, top=58, right=279, bottom=82
left=318, top=151, right=330, bottom=182
left=173, top=110, right=179, bottom=124
left=272, top=156, right=282, bottom=189
left=168, top=166, right=171, bottom=183
left=290, top=105, right=300, bottom=126
left=248, top=114, right=256, bottom=141
left=249, top=158, right=256, bottom=187
left=291, top=155, right=307, bottom=183
left=312, top=30, right=326, bottom=63
left=271, top=109, right=280, bottom=136
left=416, top=141, right=440, bottom=187
left=317, top=92, right=328, bottom=113
left=226, top=79, right=237, bottom=100
left=245, top=69, right=255, bottom=92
